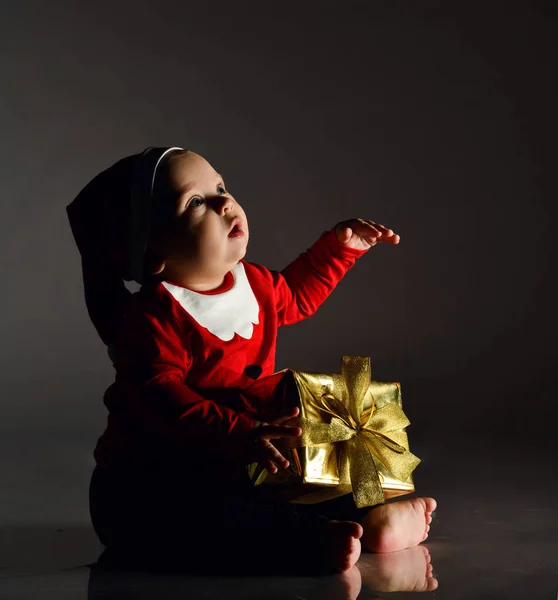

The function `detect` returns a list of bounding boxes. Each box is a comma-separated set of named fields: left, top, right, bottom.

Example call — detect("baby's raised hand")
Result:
left=335, top=218, right=400, bottom=251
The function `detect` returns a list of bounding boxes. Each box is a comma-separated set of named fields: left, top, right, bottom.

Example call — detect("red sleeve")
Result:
left=111, top=293, right=256, bottom=461
left=272, top=228, right=368, bottom=326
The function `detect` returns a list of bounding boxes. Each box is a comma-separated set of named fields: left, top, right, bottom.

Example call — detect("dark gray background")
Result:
left=0, top=1, right=555, bottom=524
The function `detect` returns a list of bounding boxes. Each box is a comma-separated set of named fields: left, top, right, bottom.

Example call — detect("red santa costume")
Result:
left=96, top=227, right=367, bottom=481
left=67, top=147, right=371, bottom=574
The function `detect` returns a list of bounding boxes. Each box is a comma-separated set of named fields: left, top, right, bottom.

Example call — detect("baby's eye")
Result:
left=217, top=185, right=227, bottom=194
left=189, top=197, right=205, bottom=208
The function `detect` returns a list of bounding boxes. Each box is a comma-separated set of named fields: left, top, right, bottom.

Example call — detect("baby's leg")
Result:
left=217, top=503, right=364, bottom=574
left=360, top=497, right=437, bottom=553
left=91, top=463, right=367, bottom=575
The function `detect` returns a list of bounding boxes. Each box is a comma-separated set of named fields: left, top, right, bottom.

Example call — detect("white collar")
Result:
left=162, top=262, right=260, bottom=341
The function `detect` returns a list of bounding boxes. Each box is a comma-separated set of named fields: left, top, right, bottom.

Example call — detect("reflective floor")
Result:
left=1, top=431, right=556, bottom=599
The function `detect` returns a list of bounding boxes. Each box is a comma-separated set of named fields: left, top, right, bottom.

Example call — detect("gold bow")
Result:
left=297, top=357, right=421, bottom=508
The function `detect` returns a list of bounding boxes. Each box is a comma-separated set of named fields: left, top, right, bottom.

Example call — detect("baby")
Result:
left=68, top=147, right=436, bottom=575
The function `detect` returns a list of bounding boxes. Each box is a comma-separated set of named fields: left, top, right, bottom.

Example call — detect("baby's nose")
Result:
left=217, top=195, right=234, bottom=214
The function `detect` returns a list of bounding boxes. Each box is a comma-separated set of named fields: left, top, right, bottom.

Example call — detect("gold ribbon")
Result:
left=298, top=357, right=421, bottom=508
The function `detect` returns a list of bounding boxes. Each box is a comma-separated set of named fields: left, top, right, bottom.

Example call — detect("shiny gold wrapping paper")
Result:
left=247, top=357, right=421, bottom=508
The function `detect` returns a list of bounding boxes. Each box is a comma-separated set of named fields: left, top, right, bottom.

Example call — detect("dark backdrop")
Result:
left=0, top=1, right=555, bottom=523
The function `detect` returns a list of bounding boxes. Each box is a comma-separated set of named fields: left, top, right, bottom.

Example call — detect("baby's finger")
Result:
left=262, top=457, right=282, bottom=474
left=349, top=220, right=383, bottom=241
left=269, top=407, right=299, bottom=425
left=262, top=440, right=290, bottom=468
left=365, top=220, right=400, bottom=243
left=263, top=405, right=298, bottom=422
left=378, top=233, right=400, bottom=244
left=365, top=220, right=394, bottom=236
left=254, top=438, right=287, bottom=465
left=263, top=456, right=288, bottom=474
left=259, top=424, right=302, bottom=440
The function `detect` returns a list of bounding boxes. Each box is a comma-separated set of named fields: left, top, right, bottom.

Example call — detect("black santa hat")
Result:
left=66, top=146, right=183, bottom=347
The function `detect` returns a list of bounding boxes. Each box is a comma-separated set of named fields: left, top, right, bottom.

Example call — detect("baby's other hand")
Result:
left=272, top=413, right=303, bottom=452
left=250, top=407, right=302, bottom=473
left=335, top=219, right=400, bottom=251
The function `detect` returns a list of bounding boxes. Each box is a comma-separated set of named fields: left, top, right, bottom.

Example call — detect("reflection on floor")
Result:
left=1, top=499, right=556, bottom=598
left=0, top=433, right=556, bottom=598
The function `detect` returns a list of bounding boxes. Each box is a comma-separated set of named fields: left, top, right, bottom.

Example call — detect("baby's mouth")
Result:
left=228, top=217, right=245, bottom=238
left=228, top=223, right=245, bottom=238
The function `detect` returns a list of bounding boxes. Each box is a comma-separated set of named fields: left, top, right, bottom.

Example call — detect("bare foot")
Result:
left=361, top=497, right=437, bottom=553
left=361, top=545, right=438, bottom=592
left=333, top=564, right=362, bottom=600
left=321, top=520, right=363, bottom=573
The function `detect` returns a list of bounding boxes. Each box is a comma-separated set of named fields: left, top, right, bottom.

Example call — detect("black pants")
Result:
left=89, top=463, right=374, bottom=575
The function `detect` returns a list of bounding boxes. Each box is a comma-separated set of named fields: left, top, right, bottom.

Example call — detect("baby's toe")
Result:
left=427, top=576, right=439, bottom=591
left=424, top=498, right=437, bottom=513
left=420, top=546, right=433, bottom=568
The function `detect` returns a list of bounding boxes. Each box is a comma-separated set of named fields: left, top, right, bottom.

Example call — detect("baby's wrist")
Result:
left=327, top=227, right=368, bottom=257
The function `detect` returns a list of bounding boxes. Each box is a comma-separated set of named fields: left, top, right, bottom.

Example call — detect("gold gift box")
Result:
left=247, top=357, right=421, bottom=508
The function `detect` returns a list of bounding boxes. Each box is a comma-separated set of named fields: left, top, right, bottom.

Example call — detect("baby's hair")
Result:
left=143, top=149, right=191, bottom=280
left=151, top=148, right=189, bottom=215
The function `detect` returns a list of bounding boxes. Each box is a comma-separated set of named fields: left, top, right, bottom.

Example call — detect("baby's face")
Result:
left=151, top=150, right=249, bottom=282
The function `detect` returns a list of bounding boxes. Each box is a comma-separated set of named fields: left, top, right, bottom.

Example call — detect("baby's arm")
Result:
left=110, top=297, right=257, bottom=463
left=271, top=219, right=399, bottom=326
left=271, top=227, right=367, bottom=326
